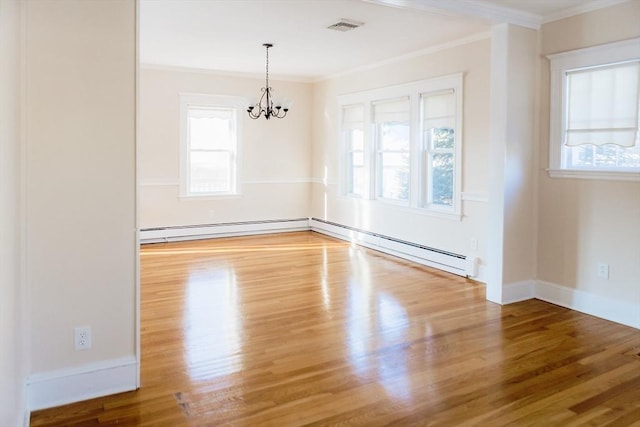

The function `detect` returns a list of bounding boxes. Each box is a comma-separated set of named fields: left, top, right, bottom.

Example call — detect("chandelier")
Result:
left=247, top=43, right=288, bottom=120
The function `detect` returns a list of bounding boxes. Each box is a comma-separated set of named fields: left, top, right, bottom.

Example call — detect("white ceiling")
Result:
left=140, top=0, right=624, bottom=80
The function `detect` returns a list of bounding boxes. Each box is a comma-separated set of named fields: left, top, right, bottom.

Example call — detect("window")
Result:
left=373, top=97, right=410, bottom=201
left=339, top=74, right=463, bottom=216
left=342, top=104, right=366, bottom=197
left=180, top=94, right=242, bottom=197
left=421, top=90, right=456, bottom=208
left=548, top=38, right=640, bottom=180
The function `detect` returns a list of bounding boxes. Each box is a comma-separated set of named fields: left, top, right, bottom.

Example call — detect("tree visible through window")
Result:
left=422, top=90, right=456, bottom=208
left=429, top=128, right=454, bottom=206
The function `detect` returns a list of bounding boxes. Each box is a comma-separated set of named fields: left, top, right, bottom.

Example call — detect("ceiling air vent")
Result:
left=327, top=19, right=364, bottom=32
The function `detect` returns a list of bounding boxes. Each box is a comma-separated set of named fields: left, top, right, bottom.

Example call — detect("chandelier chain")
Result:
left=265, top=45, right=269, bottom=89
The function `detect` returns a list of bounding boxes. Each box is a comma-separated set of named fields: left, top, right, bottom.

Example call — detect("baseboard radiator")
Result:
left=310, top=218, right=476, bottom=278
left=140, top=218, right=310, bottom=244
left=140, top=217, right=477, bottom=278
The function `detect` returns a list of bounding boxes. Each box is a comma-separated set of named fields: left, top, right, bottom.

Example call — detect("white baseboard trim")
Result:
left=535, top=280, right=640, bottom=329
left=27, top=356, right=138, bottom=411
left=140, top=218, right=311, bottom=244
left=498, top=279, right=639, bottom=329
left=310, top=218, right=474, bottom=278
left=502, top=280, right=536, bottom=304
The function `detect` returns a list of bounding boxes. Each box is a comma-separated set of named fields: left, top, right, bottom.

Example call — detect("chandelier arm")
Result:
left=259, top=87, right=267, bottom=118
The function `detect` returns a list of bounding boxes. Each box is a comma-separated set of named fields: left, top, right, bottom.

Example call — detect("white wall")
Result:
left=139, top=67, right=312, bottom=228
left=0, top=0, right=27, bottom=423
left=537, top=2, right=640, bottom=317
left=310, top=37, right=491, bottom=280
left=25, top=0, right=138, bottom=408
left=487, top=24, right=538, bottom=303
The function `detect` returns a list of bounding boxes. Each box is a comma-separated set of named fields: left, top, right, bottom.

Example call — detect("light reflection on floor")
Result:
left=184, top=267, right=243, bottom=381
left=344, top=245, right=413, bottom=403
left=376, top=293, right=412, bottom=403
left=321, top=246, right=331, bottom=312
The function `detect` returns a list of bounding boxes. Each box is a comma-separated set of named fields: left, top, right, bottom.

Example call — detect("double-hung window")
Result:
left=373, top=97, right=411, bottom=202
left=548, top=38, right=640, bottom=180
left=339, top=74, right=463, bottom=216
left=421, top=90, right=456, bottom=208
left=342, top=104, right=366, bottom=197
left=180, top=94, right=242, bottom=197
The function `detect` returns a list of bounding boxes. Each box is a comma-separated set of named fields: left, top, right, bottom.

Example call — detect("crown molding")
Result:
left=139, top=63, right=315, bottom=83
left=364, top=0, right=634, bottom=30
left=363, top=0, right=542, bottom=29
left=542, top=0, right=632, bottom=24
left=317, top=31, right=490, bottom=82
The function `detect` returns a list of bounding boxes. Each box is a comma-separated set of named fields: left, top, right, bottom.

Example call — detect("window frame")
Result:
left=547, top=37, right=640, bottom=182
left=179, top=93, right=244, bottom=198
left=338, top=73, right=463, bottom=218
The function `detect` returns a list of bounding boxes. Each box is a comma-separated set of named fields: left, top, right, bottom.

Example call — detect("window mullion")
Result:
left=409, top=94, right=420, bottom=208
left=364, top=103, right=374, bottom=200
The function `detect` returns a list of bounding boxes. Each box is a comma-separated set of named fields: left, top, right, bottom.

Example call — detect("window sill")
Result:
left=179, top=193, right=242, bottom=201
left=546, top=169, right=640, bottom=182
left=339, top=194, right=462, bottom=221
left=411, top=207, right=462, bottom=221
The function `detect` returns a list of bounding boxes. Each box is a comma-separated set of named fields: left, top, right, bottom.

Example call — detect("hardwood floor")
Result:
left=30, top=231, right=640, bottom=426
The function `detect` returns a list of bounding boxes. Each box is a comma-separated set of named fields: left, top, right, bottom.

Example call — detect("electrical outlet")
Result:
left=208, top=209, right=215, bottom=219
left=597, top=262, right=609, bottom=280
left=74, top=326, right=91, bottom=351
left=470, top=238, right=478, bottom=251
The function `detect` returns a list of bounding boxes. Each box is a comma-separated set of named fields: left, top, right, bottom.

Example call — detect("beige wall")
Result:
left=311, top=37, right=491, bottom=276
left=139, top=68, right=312, bottom=228
left=0, top=0, right=26, bottom=423
left=26, top=0, right=137, bottom=374
left=537, top=2, right=640, bottom=304
left=541, top=1, right=640, bottom=55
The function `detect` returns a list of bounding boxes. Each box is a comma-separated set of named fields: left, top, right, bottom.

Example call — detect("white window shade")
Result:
left=342, top=104, right=364, bottom=130
left=188, top=107, right=235, bottom=150
left=373, top=97, right=410, bottom=124
left=422, top=90, right=455, bottom=130
left=188, top=107, right=234, bottom=120
left=565, top=61, right=640, bottom=147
